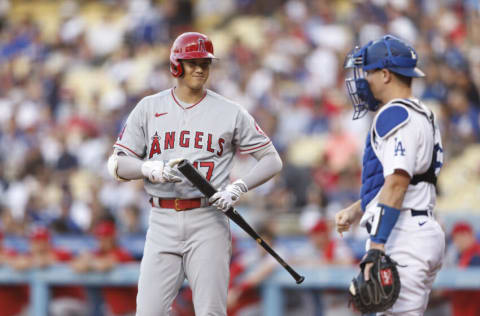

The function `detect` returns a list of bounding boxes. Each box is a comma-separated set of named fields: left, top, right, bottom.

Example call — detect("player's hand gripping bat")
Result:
left=177, top=159, right=305, bottom=284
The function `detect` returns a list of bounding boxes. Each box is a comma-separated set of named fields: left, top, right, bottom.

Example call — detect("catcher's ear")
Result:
left=349, top=283, right=356, bottom=295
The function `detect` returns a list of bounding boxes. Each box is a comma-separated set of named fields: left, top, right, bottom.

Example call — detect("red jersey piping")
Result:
left=114, top=143, right=143, bottom=158
left=171, top=88, right=207, bottom=110
left=239, top=140, right=272, bottom=153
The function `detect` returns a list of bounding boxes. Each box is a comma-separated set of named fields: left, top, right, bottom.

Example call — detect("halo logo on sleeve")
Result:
left=254, top=121, right=267, bottom=137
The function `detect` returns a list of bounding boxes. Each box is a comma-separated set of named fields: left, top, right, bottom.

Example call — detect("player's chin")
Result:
left=190, top=79, right=207, bottom=89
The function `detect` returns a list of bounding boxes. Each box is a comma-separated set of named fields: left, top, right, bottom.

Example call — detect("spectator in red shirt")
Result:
left=0, top=230, right=29, bottom=316
left=294, top=219, right=355, bottom=316
left=227, top=226, right=280, bottom=316
left=448, top=222, right=480, bottom=316
left=14, top=227, right=87, bottom=316
left=297, top=219, right=354, bottom=266
left=72, top=221, right=137, bottom=316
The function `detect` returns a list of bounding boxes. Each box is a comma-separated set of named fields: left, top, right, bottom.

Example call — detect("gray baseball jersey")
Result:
left=114, top=88, right=271, bottom=196
left=113, top=88, right=272, bottom=316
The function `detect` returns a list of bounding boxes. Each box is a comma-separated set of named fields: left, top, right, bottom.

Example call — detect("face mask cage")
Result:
left=345, top=65, right=370, bottom=120
left=344, top=50, right=371, bottom=120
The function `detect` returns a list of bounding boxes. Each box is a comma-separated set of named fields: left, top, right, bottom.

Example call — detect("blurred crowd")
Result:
left=0, top=0, right=480, bottom=315
left=1, top=0, right=480, bottom=235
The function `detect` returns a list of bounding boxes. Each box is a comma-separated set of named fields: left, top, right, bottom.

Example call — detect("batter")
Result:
left=107, top=32, right=282, bottom=316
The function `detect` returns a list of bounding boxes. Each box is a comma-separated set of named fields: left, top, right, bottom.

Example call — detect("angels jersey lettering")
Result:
left=114, top=88, right=272, bottom=198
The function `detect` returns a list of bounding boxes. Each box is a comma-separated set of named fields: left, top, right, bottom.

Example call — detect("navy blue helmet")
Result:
left=344, top=35, right=425, bottom=119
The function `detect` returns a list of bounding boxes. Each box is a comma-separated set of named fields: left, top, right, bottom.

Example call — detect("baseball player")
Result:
left=107, top=32, right=282, bottom=316
left=335, top=35, right=445, bottom=315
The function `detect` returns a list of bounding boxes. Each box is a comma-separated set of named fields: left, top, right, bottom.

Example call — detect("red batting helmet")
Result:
left=169, top=32, right=216, bottom=77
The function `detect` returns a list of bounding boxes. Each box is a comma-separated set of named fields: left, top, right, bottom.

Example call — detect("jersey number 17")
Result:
left=192, top=161, right=215, bottom=181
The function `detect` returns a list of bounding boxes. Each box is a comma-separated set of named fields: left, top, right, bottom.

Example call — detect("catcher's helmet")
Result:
left=356, top=34, right=424, bottom=78
left=344, top=35, right=424, bottom=119
left=170, top=32, right=216, bottom=77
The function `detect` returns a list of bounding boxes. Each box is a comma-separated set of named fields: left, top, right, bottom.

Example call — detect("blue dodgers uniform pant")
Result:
left=136, top=206, right=231, bottom=316
left=366, top=210, right=445, bottom=316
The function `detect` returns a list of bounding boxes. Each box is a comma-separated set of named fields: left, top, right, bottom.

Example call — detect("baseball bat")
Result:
left=177, top=159, right=305, bottom=284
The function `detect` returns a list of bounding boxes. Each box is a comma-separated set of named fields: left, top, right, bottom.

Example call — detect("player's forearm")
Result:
left=240, top=150, right=282, bottom=190
left=349, top=200, right=363, bottom=217
left=345, top=200, right=363, bottom=224
left=116, top=154, right=144, bottom=180
left=378, top=170, right=410, bottom=209
left=368, top=171, right=410, bottom=246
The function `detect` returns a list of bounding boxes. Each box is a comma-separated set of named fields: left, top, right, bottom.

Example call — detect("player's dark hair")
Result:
left=393, top=72, right=412, bottom=87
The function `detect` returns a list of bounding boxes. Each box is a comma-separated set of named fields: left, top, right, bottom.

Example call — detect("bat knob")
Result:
left=177, top=159, right=189, bottom=169
left=296, top=276, right=305, bottom=284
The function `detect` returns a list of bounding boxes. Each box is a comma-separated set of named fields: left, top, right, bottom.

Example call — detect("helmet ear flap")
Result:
left=170, top=60, right=183, bottom=77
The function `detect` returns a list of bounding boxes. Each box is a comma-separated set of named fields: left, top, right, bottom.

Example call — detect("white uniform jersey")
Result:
left=361, top=98, right=444, bottom=224
left=113, top=88, right=272, bottom=198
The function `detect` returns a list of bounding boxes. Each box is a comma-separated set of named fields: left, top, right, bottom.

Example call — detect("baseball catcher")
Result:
left=336, top=34, right=445, bottom=316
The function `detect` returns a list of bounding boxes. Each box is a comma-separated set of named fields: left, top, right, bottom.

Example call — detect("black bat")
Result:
left=177, top=159, right=305, bottom=284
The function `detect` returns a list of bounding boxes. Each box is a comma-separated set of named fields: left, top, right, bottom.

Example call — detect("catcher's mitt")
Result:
left=349, top=249, right=401, bottom=314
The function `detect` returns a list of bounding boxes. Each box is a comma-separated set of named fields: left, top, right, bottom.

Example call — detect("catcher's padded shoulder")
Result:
left=374, top=105, right=410, bottom=139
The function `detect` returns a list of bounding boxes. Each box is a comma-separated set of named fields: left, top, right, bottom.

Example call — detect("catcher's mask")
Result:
left=344, top=34, right=425, bottom=120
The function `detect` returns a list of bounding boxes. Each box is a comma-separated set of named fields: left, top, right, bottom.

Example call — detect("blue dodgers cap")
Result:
left=355, top=35, right=425, bottom=78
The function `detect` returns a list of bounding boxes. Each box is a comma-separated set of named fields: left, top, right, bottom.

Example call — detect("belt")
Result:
left=149, top=197, right=208, bottom=211
left=411, top=209, right=429, bottom=217
left=366, top=209, right=430, bottom=234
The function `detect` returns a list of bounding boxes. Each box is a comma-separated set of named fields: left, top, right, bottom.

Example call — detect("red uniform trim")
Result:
left=239, top=140, right=272, bottom=153
left=171, top=88, right=207, bottom=109
left=114, top=143, right=143, bottom=158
